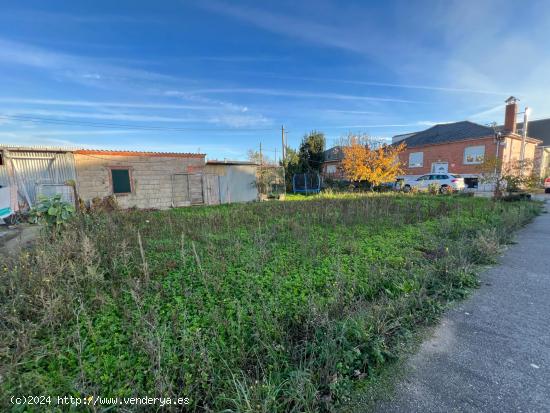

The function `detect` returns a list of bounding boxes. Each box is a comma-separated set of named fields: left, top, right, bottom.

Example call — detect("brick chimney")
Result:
left=504, top=96, right=518, bottom=134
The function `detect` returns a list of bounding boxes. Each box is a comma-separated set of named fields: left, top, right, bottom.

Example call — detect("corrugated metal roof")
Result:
left=0, top=144, right=78, bottom=152
left=0, top=144, right=205, bottom=157
left=74, top=149, right=205, bottom=158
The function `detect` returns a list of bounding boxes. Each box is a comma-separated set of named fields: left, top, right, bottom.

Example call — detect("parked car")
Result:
left=401, top=174, right=465, bottom=193
left=544, top=177, right=550, bottom=193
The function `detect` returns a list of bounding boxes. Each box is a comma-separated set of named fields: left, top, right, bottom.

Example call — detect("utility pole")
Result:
left=281, top=125, right=286, bottom=161
left=519, top=107, right=530, bottom=168
left=274, top=147, right=278, bottom=164
left=259, top=141, right=263, bottom=166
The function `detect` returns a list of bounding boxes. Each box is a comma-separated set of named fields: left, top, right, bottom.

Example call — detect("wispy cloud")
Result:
left=198, top=0, right=367, bottom=54
left=164, top=90, right=249, bottom=112
left=188, top=87, right=424, bottom=104
left=324, top=109, right=380, bottom=115
left=246, top=73, right=507, bottom=96
left=0, top=129, right=141, bottom=137
left=209, top=114, right=271, bottom=128
left=326, top=121, right=449, bottom=129
left=3, top=9, right=155, bottom=24
left=0, top=97, right=216, bottom=110
left=5, top=109, right=205, bottom=123
left=183, top=55, right=287, bottom=63
left=468, top=104, right=505, bottom=121
left=0, top=37, right=181, bottom=87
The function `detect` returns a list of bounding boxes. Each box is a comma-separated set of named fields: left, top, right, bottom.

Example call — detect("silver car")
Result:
left=402, top=174, right=465, bottom=193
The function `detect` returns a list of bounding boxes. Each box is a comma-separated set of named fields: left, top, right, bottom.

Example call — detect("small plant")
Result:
left=427, top=182, right=439, bottom=195
left=28, top=194, right=76, bottom=228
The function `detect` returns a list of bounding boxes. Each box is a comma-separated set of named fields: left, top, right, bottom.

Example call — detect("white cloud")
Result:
left=0, top=97, right=216, bottom=110
left=6, top=109, right=205, bottom=123
left=0, top=37, right=180, bottom=87
left=249, top=73, right=506, bottom=96
left=188, top=87, right=424, bottom=104
left=198, top=0, right=366, bottom=54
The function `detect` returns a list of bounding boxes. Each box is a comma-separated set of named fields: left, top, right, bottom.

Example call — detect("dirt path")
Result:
left=374, top=204, right=550, bottom=412
left=0, top=224, right=40, bottom=256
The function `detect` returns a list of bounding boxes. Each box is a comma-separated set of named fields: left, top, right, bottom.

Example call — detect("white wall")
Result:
left=215, top=165, right=258, bottom=203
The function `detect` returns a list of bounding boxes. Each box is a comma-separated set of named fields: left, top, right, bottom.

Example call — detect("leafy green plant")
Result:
left=28, top=194, right=76, bottom=228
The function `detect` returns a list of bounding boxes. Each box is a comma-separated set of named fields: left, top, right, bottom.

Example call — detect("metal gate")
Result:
left=171, top=173, right=220, bottom=207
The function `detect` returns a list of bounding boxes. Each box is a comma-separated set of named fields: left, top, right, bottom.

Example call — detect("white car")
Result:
left=402, top=173, right=465, bottom=193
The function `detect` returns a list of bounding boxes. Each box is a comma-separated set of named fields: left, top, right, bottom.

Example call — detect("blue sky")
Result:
left=1, top=0, right=549, bottom=160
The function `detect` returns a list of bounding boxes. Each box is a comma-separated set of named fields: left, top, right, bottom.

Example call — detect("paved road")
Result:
left=376, top=204, right=550, bottom=413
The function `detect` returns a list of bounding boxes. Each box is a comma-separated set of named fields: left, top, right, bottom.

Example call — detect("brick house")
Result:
left=395, top=97, right=542, bottom=187
left=321, top=146, right=346, bottom=180
left=320, top=97, right=542, bottom=188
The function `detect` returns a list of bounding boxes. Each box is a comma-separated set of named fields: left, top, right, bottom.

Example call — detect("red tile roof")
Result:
left=74, top=149, right=205, bottom=158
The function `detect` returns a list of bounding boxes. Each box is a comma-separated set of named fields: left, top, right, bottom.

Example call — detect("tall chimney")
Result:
left=504, top=96, right=518, bottom=134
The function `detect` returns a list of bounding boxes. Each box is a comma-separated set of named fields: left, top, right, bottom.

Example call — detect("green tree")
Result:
left=281, top=146, right=300, bottom=192
left=298, top=130, right=326, bottom=172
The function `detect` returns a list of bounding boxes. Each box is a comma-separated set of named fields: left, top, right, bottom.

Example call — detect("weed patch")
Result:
left=0, top=195, right=541, bottom=412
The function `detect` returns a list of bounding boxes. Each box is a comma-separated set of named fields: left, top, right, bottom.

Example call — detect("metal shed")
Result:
left=205, top=160, right=259, bottom=203
left=0, top=146, right=77, bottom=211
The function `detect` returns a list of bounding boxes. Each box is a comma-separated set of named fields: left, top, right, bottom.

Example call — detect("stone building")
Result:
left=73, top=150, right=206, bottom=209
left=0, top=146, right=209, bottom=211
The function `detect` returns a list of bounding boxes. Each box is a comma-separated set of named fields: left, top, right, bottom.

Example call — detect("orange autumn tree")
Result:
left=341, top=134, right=406, bottom=188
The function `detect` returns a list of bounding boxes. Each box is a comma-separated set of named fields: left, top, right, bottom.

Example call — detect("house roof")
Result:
left=516, top=118, right=550, bottom=147
left=392, top=132, right=416, bottom=143
left=323, top=146, right=345, bottom=162
left=395, top=121, right=495, bottom=148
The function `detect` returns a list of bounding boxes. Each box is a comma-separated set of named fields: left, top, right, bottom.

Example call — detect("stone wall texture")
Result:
left=74, top=153, right=205, bottom=209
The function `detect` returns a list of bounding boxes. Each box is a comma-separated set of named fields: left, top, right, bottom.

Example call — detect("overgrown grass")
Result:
left=0, top=195, right=541, bottom=412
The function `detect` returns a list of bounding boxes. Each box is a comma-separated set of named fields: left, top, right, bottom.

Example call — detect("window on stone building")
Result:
left=111, top=168, right=132, bottom=194
left=409, top=152, right=423, bottom=167
left=464, top=145, right=485, bottom=164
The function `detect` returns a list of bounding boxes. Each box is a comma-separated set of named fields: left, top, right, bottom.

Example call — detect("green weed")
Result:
left=0, top=195, right=541, bottom=412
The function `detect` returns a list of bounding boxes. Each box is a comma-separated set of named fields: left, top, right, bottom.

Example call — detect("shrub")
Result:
left=28, top=194, right=76, bottom=228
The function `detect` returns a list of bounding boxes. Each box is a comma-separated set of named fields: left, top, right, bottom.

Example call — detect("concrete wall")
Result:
left=205, top=164, right=258, bottom=203
left=501, top=137, right=538, bottom=173
left=536, top=147, right=550, bottom=178
left=74, top=152, right=205, bottom=209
